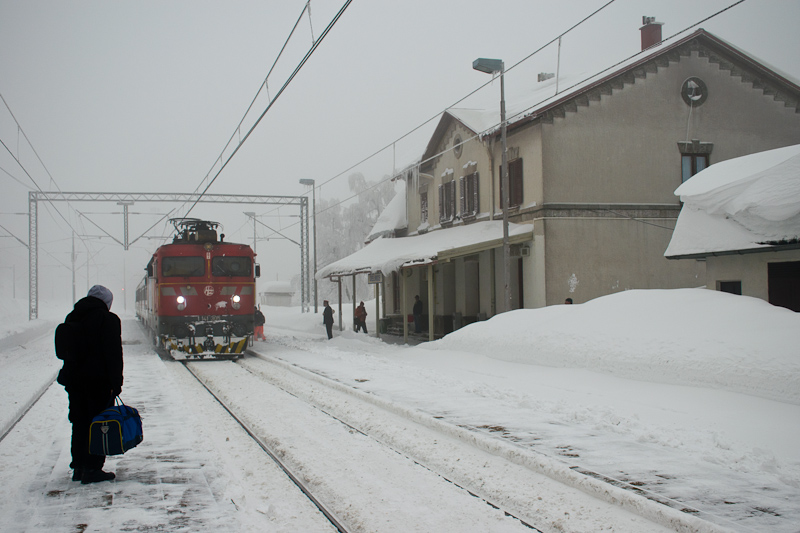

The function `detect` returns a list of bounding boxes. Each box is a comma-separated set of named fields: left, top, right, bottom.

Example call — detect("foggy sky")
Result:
left=1, top=0, right=798, bottom=310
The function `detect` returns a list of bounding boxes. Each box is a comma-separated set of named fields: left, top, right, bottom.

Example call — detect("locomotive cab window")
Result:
left=161, top=256, right=205, bottom=277
left=212, top=256, right=251, bottom=277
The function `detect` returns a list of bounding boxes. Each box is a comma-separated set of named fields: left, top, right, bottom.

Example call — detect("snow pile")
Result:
left=366, top=179, right=408, bottom=242
left=424, top=288, right=800, bottom=405
left=667, top=144, right=800, bottom=256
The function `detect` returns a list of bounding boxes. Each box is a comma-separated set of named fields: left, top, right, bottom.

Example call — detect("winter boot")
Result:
left=71, top=468, right=83, bottom=481
left=81, top=469, right=115, bottom=484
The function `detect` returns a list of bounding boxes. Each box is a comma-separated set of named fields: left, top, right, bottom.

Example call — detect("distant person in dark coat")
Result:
left=56, top=284, right=123, bottom=484
left=412, top=295, right=423, bottom=333
left=354, top=301, right=368, bottom=334
left=322, top=300, right=335, bottom=339
left=253, top=306, right=266, bottom=341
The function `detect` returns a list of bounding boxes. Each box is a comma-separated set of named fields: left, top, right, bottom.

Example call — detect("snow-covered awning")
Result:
left=317, top=221, right=533, bottom=279
left=665, top=144, right=800, bottom=259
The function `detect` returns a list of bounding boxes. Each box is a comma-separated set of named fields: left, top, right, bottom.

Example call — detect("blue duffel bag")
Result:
left=89, top=397, right=143, bottom=456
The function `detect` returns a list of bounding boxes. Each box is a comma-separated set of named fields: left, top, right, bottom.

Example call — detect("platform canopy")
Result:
left=317, top=220, right=533, bottom=279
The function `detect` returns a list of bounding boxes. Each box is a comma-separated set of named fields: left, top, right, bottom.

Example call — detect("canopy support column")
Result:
left=352, top=275, right=357, bottom=331
left=337, top=278, right=343, bottom=331
left=428, top=263, right=435, bottom=342
left=374, top=282, right=379, bottom=338
left=402, top=268, right=408, bottom=344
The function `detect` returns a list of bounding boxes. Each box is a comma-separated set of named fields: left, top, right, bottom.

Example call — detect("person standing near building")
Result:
left=56, top=284, right=123, bottom=484
left=253, top=306, right=266, bottom=341
left=322, top=300, right=335, bottom=339
left=354, top=301, right=368, bottom=334
left=412, top=295, right=424, bottom=334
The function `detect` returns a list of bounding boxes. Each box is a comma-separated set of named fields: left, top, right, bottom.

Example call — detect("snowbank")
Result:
left=424, top=289, right=800, bottom=405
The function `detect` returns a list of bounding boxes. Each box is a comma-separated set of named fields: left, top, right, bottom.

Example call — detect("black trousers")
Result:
left=325, top=323, right=333, bottom=339
left=68, top=388, right=112, bottom=471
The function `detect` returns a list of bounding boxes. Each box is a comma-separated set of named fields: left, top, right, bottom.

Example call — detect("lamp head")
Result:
left=472, top=58, right=503, bottom=74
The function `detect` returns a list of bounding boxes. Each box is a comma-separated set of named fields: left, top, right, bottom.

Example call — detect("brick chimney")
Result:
left=640, top=16, right=663, bottom=50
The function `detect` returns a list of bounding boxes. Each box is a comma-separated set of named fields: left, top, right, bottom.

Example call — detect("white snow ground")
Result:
left=0, top=288, right=798, bottom=532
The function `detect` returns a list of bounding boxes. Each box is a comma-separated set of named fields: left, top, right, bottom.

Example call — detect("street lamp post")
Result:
left=299, top=179, right=318, bottom=313
left=473, top=57, right=511, bottom=313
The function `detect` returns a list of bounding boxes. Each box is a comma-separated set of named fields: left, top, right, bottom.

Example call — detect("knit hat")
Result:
left=88, top=284, right=113, bottom=310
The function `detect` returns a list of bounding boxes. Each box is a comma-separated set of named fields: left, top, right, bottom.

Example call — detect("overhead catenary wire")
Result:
left=189, top=1, right=315, bottom=199
left=275, top=0, right=749, bottom=237
left=181, top=0, right=354, bottom=220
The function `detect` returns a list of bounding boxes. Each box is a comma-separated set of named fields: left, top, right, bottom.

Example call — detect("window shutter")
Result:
left=473, top=173, right=479, bottom=215
left=512, top=159, right=523, bottom=207
left=459, top=176, right=466, bottom=216
left=438, top=184, right=444, bottom=222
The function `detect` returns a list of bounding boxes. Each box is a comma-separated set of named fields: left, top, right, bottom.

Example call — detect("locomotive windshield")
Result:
left=212, top=256, right=251, bottom=277
left=162, top=256, right=205, bottom=277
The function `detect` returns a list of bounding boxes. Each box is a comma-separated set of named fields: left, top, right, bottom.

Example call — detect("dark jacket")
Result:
left=57, top=296, right=124, bottom=394
left=323, top=305, right=335, bottom=325
left=254, top=309, right=266, bottom=326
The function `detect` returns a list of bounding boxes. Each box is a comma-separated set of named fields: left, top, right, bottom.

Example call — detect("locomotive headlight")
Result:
left=176, top=295, right=186, bottom=311
left=231, top=294, right=241, bottom=310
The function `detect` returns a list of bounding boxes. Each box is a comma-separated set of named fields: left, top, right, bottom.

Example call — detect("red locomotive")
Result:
left=136, top=218, right=260, bottom=359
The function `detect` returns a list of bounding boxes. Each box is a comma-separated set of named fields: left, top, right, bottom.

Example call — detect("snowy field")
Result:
left=0, top=288, right=798, bottom=532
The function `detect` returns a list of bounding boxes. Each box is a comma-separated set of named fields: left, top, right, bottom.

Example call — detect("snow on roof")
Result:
left=665, top=144, right=800, bottom=258
left=261, top=281, right=294, bottom=293
left=366, top=180, right=408, bottom=242
left=448, top=71, right=589, bottom=135
left=317, top=221, right=533, bottom=279
left=447, top=30, right=800, bottom=140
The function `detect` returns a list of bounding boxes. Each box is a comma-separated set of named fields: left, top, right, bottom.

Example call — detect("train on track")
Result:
left=136, top=218, right=260, bottom=359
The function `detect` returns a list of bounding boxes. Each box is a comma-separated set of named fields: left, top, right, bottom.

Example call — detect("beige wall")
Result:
left=539, top=217, right=705, bottom=305
left=705, top=250, right=800, bottom=302
left=404, top=45, right=799, bottom=319
left=540, top=53, right=800, bottom=205
left=421, top=121, right=494, bottom=231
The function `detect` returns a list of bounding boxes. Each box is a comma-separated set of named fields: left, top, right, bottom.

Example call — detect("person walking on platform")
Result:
left=354, top=301, right=368, bottom=334
left=253, top=306, right=266, bottom=341
left=323, top=300, right=335, bottom=339
left=56, top=285, right=124, bottom=484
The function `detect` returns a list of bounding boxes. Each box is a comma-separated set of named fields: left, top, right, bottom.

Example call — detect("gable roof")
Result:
left=423, top=29, right=800, bottom=163
left=665, top=144, right=800, bottom=259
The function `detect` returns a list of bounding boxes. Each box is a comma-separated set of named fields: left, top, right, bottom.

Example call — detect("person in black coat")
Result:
left=254, top=306, right=266, bottom=341
left=322, top=300, right=335, bottom=339
left=57, top=285, right=124, bottom=484
left=412, top=295, right=423, bottom=334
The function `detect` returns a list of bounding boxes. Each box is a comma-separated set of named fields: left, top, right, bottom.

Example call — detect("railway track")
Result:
left=180, top=353, right=548, bottom=532
left=0, top=377, right=56, bottom=445
left=180, top=360, right=351, bottom=533
left=180, top=348, right=711, bottom=533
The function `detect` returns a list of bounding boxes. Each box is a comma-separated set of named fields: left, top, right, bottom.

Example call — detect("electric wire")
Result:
left=181, top=0, right=353, bottom=220
left=289, top=0, right=749, bottom=234
left=188, top=2, right=314, bottom=199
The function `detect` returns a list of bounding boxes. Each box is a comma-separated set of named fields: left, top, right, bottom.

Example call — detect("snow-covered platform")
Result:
left=1, top=344, right=240, bottom=532
left=0, top=322, right=328, bottom=533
